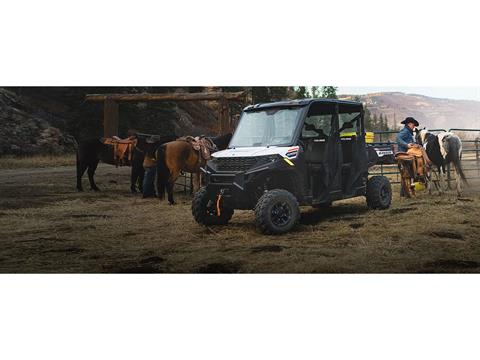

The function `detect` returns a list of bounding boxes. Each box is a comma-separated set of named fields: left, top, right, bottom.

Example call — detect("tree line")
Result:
left=249, top=86, right=338, bottom=104
left=247, top=87, right=396, bottom=132
left=364, top=109, right=397, bottom=132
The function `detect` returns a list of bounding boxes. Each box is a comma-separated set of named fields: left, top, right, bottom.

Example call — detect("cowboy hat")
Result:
left=401, top=117, right=419, bottom=127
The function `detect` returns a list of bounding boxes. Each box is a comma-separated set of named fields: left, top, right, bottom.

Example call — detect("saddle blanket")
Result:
left=102, top=136, right=137, bottom=166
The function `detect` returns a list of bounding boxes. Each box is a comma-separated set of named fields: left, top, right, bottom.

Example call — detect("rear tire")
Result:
left=366, top=176, right=392, bottom=209
left=192, top=187, right=234, bottom=226
left=254, top=189, right=300, bottom=235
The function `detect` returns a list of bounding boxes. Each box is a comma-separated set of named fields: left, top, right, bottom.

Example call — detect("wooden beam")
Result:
left=85, top=91, right=247, bottom=103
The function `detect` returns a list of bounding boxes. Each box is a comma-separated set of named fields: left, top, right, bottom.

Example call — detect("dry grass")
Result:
left=0, top=154, right=76, bottom=169
left=0, top=160, right=480, bottom=273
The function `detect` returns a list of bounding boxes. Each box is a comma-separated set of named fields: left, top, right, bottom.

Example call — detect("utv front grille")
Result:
left=215, top=156, right=272, bottom=172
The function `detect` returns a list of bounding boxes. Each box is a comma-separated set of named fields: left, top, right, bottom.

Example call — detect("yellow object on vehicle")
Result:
left=340, top=131, right=375, bottom=143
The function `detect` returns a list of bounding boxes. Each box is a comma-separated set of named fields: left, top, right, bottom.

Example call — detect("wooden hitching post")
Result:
left=218, top=96, right=231, bottom=135
left=103, top=98, right=119, bottom=137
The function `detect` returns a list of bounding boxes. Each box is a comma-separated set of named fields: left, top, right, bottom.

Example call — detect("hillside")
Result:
left=0, top=87, right=233, bottom=156
left=340, top=92, right=480, bottom=131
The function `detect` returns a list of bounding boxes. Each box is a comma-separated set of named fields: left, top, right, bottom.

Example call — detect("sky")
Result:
left=337, top=87, right=480, bottom=102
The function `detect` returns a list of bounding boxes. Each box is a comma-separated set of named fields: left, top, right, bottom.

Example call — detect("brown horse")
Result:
left=156, top=133, right=232, bottom=204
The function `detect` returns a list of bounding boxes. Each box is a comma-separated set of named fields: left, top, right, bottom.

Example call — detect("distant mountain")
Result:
left=339, top=92, right=480, bottom=131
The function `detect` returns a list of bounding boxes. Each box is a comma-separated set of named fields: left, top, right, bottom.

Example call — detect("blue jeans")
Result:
left=142, top=166, right=157, bottom=198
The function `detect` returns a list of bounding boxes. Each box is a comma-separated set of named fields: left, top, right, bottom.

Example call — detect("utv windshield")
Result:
left=229, top=107, right=303, bottom=148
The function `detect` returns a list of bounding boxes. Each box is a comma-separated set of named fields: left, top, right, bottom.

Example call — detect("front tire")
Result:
left=366, top=176, right=392, bottom=209
left=192, top=187, right=234, bottom=226
left=254, top=189, right=300, bottom=235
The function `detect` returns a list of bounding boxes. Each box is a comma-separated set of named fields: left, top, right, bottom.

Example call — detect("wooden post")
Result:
left=103, top=98, right=119, bottom=137
left=476, top=138, right=480, bottom=177
left=218, top=96, right=231, bottom=135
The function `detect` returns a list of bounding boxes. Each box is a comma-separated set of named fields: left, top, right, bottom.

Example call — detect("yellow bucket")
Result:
left=413, top=182, right=425, bottom=191
left=365, top=132, right=374, bottom=144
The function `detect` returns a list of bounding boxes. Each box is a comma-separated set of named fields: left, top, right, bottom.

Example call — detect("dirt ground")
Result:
left=1, top=161, right=480, bottom=273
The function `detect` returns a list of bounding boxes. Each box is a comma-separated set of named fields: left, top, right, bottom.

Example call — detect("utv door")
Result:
left=338, top=104, right=368, bottom=196
left=301, top=102, right=343, bottom=202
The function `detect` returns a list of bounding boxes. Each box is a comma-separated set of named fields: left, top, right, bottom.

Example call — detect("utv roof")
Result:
left=244, top=98, right=362, bottom=111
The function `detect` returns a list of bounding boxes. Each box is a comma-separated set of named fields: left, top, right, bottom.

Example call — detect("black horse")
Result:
left=76, top=133, right=175, bottom=193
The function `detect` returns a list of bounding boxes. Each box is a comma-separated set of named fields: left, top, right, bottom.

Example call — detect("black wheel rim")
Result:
left=271, top=202, right=292, bottom=227
left=380, top=185, right=389, bottom=203
left=206, top=200, right=218, bottom=218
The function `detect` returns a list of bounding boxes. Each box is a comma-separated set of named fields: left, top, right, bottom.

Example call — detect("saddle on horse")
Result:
left=102, top=135, right=138, bottom=166
left=395, top=147, right=430, bottom=177
left=177, top=136, right=217, bottom=162
left=395, top=146, right=431, bottom=196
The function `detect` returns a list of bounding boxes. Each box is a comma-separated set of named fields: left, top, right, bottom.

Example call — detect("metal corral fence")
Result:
left=175, top=172, right=193, bottom=194
left=370, top=128, right=480, bottom=184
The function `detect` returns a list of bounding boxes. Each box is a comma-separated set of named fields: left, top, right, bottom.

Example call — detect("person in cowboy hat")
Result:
left=396, top=117, right=430, bottom=197
left=396, top=117, right=420, bottom=153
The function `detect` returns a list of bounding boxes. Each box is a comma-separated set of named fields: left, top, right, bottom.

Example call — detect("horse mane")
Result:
left=418, top=128, right=440, bottom=146
left=212, top=132, right=233, bottom=150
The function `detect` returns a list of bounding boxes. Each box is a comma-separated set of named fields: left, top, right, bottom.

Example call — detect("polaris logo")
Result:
left=375, top=149, right=393, bottom=157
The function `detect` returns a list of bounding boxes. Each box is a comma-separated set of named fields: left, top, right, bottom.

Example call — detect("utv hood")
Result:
left=212, top=146, right=300, bottom=159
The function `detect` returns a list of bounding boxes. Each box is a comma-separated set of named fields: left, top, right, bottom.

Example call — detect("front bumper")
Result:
left=202, top=156, right=293, bottom=209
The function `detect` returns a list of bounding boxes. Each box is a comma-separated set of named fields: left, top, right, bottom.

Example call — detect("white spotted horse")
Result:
left=415, top=129, right=468, bottom=196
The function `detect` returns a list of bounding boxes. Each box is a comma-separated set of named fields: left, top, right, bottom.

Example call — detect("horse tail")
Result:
left=453, top=152, right=468, bottom=186
left=448, top=135, right=468, bottom=186
left=70, top=135, right=79, bottom=150
left=156, top=144, right=170, bottom=199
left=75, top=138, right=85, bottom=191
left=72, top=136, right=80, bottom=168
left=74, top=136, right=81, bottom=170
